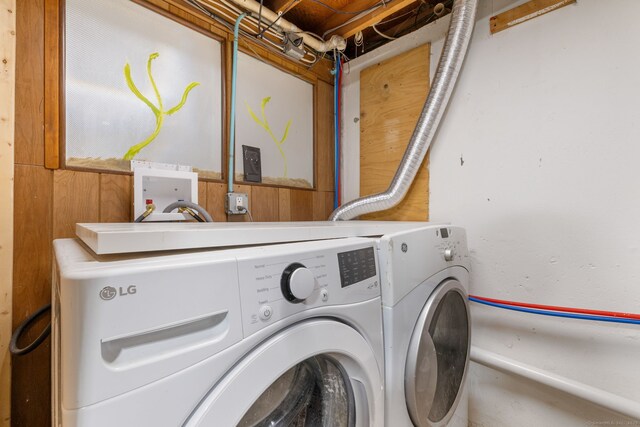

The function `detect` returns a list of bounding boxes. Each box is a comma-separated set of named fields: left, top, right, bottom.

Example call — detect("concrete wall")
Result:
left=342, top=0, right=640, bottom=424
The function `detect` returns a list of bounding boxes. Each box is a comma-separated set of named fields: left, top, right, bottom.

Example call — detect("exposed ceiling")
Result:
left=260, top=0, right=452, bottom=58
left=190, top=0, right=452, bottom=61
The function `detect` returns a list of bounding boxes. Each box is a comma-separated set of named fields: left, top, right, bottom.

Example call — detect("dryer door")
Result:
left=185, top=319, right=383, bottom=427
left=405, top=279, right=470, bottom=427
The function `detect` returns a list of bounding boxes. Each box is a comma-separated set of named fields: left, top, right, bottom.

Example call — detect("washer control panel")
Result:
left=236, top=238, right=380, bottom=337
left=281, top=263, right=316, bottom=302
left=337, top=246, right=377, bottom=288
left=378, top=225, right=469, bottom=307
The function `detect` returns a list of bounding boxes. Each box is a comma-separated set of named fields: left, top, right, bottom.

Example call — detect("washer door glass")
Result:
left=405, top=279, right=470, bottom=427
left=238, top=355, right=355, bottom=427
left=184, top=319, right=382, bottom=426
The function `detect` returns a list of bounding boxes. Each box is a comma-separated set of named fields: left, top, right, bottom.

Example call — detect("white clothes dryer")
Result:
left=52, top=234, right=389, bottom=426
left=377, top=225, right=471, bottom=427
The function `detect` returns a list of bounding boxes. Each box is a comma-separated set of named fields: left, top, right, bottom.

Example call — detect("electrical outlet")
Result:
left=226, top=192, right=249, bottom=215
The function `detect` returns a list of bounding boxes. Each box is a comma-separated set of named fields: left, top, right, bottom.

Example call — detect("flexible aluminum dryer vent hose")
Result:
left=329, top=0, right=478, bottom=221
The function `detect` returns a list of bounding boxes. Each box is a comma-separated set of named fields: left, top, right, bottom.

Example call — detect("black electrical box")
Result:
left=242, top=145, right=262, bottom=183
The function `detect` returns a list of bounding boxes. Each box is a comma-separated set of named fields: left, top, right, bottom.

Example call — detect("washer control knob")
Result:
left=259, top=305, right=273, bottom=320
left=320, top=288, right=329, bottom=302
left=444, top=249, right=454, bottom=262
left=281, top=263, right=315, bottom=303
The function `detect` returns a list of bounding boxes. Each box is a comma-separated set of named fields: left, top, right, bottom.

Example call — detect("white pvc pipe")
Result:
left=204, top=0, right=346, bottom=52
left=434, top=2, right=447, bottom=17
left=193, top=0, right=317, bottom=63
left=470, top=346, right=640, bottom=420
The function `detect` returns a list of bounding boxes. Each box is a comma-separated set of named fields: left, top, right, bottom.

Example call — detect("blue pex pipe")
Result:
left=228, top=13, right=247, bottom=194
left=333, top=58, right=340, bottom=209
left=469, top=296, right=640, bottom=326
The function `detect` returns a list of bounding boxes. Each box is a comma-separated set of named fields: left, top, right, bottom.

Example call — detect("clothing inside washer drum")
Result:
left=238, top=355, right=355, bottom=427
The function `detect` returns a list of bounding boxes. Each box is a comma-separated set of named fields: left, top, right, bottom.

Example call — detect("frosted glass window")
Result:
left=65, top=0, right=223, bottom=178
left=235, top=52, right=314, bottom=188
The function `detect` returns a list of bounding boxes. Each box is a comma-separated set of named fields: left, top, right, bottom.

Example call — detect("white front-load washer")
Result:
left=52, top=233, right=388, bottom=426
left=377, top=225, right=471, bottom=427
left=55, top=221, right=470, bottom=426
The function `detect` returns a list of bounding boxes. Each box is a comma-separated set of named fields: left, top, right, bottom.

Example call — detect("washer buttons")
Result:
left=321, top=289, right=329, bottom=302
left=259, top=305, right=273, bottom=320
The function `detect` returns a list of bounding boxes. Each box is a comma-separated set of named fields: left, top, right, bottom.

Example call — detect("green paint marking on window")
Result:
left=246, top=96, right=292, bottom=178
left=123, top=52, right=200, bottom=160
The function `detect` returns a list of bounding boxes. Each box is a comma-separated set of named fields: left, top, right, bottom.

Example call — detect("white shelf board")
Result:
left=75, top=221, right=445, bottom=255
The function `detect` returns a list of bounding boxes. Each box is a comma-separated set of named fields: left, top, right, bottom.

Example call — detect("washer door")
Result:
left=185, top=319, right=383, bottom=427
left=237, top=354, right=353, bottom=427
left=405, top=279, right=470, bottom=427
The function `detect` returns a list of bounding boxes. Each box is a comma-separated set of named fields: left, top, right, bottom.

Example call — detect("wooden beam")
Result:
left=44, top=0, right=60, bottom=169
left=0, top=2, right=16, bottom=425
left=316, top=80, right=334, bottom=192
left=15, top=0, right=44, bottom=166
left=319, top=0, right=381, bottom=35
left=328, top=0, right=419, bottom=40
left=490, top=0, right=575, bottom=35
left=12, top=165, right=53, bottom=427
left=384, top=4, right=436, bottom=39
left=270, top=0, right=303, bottom=14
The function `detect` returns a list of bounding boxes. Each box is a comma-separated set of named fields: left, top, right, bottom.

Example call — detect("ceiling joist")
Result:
left=380, top=4, right=436, bottom=39
left=326, top=0, right=420, bottom=40
left=319, top=0, right=382, bottom=35
left=271, top=0, right=304, bottom=14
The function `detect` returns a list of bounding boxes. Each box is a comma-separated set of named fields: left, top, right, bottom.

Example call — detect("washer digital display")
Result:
left=337, top=247, right=376, bottom=288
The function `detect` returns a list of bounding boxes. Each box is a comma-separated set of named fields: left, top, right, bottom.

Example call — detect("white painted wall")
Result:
left=342, top=0, right=640, bottom=424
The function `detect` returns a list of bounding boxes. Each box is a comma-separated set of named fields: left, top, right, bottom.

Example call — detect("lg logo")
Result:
left=99, top=286, right=117, bottom=300
left=99, top=285, right=137, bottom=301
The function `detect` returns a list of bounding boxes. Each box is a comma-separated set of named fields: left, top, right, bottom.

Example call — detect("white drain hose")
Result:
left=330, top=0, right=479, bottom=221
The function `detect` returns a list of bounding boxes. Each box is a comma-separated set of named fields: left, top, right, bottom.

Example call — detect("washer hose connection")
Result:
left=163, top=201, right=214, bottom=222
left=134, top=202, right=156, bottom=222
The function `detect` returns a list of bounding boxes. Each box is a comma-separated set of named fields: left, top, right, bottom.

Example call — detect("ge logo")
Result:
left=99, top=286, right=117, bottom=301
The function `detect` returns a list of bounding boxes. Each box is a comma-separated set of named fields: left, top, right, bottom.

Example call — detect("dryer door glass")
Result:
left=405, top=279, right=470, bottom=427
left=238, top=355, right=355, bottom=427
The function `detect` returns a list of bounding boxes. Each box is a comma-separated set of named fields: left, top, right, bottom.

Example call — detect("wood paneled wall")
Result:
left=1, top=1, right=16, bottom=426
left=12, top=1, right=335, bottom=425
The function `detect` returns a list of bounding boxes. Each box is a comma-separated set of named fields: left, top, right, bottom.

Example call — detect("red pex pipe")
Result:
left=469, top=295, right=640, bottom=321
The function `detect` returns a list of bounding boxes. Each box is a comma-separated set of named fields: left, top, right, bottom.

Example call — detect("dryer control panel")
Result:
left=378, top=225, right=470, bottom=307
left=236, top=238, right=380, bottom=337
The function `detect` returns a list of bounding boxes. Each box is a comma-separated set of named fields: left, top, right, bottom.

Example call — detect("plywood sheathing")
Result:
left=359, top=43, right=430, bottom=221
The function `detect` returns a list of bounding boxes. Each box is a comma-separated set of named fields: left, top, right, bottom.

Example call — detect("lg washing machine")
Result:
left=53, top=229, right=390, bottom=426
left=53, top=221, right=470, bottom=427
